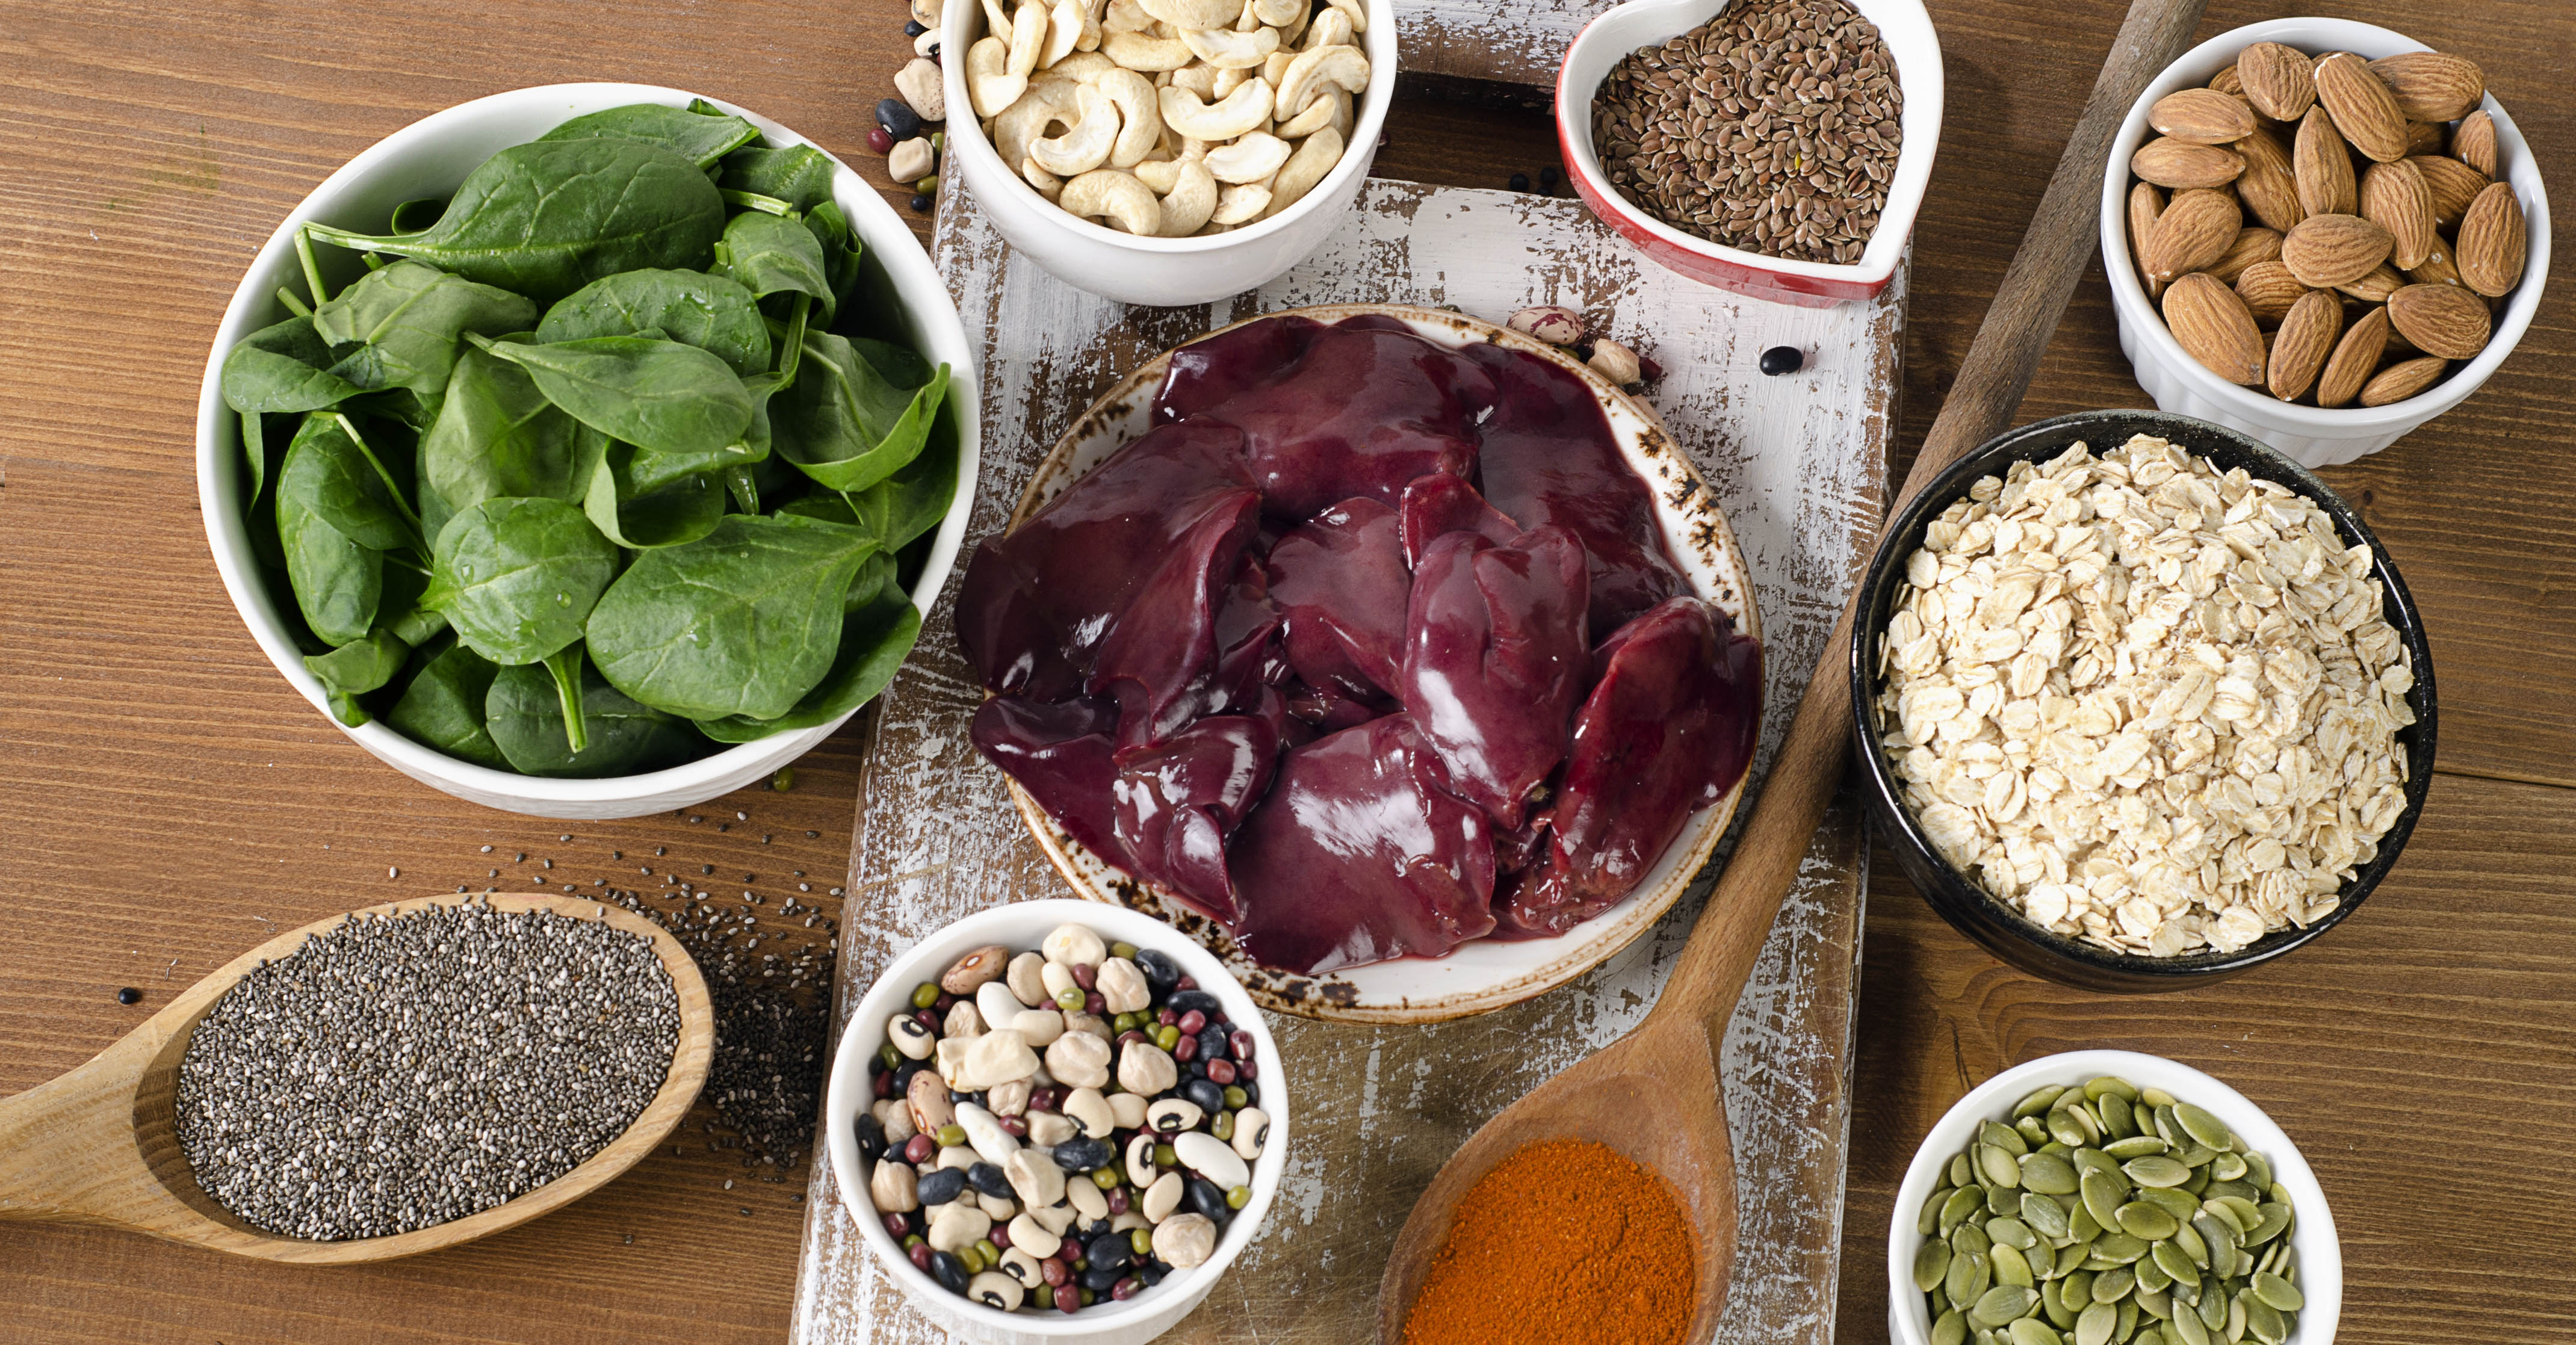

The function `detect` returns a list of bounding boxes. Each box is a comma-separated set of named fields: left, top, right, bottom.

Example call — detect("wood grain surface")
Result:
left=0, top=0, right=2571, bottom=1341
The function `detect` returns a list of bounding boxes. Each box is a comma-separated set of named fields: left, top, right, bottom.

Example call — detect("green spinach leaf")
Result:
left=695, top=592, right=921, bottom=741
left=278, top=413, right=419, bottom=554
left=843, top=548, right=897, bottom=613
left=537, top=102, right=761, bottom=169
left=222, top=315, right=363, bottom=413
left=421, top=343, right=593, bottom=509
left=771, top=331, right=951, bottom=494
left=304, top=626, right=410, bottom=703
left=536, top=268, right=771, bottom=376
left=303, top=139, right=725, bottom=303
left=543, top=643, right=590, bottom=752
left=279, top=496, right=382, bottom=646
left=714, top=211, right=834, bottom=321
left=804, top=199, right=864, bottom=309
left=424, top=496, right=621, bottom=664
left=586, top=513, right=878, bottom=720
left=485, top=658, right=704, bottom=777
left=384, top=640, right=509, bottom=768
left=388, top=196, right=448, bottom=233
left=474, top=332, right=755, bottom=459
left=583, top=438, right=728, bottom=549
left=312, top=260, right=539, bottom=397
left=719, top=144, right=835, bottom=214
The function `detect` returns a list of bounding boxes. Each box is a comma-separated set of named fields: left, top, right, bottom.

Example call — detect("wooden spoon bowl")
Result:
left=0, top=892, right=711, bottom=1264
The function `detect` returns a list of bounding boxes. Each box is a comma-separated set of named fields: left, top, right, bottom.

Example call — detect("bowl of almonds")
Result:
left=2103, top=18, right=2548, bottom=468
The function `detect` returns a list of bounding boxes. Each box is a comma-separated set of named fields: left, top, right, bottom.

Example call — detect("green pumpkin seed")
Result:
left=2091, top=1232, right=2150, bottom=1264
left=2116, top=1297, right=2140, bottom=1343
left=2014, top=1085, right=2070, bottom=1119
left=1953, top=1154, right=1977, bottom=1188
left=2010, top=1317, right=2065, bottom=1345
left=2166, top=1305, right=2210, bottom=1345
left=1993, top=1243, right=2036, bottom=1288
left=2074, top=1300, right=2119, bottom=1345
left=1917, top=1238, right=1955, bottom=1292
left=2240, top=1152, right=2272, bottom=1191
left=1921, top=1187, right=1954, bottom=1236
left=2070, top=1202, right=2105, bottom=1243
left=1943, top=1186, right=1986, bottom=1233
left=2152, top=1105, right=2181, bottom=1147
left=1981, top=1143, right=2024, bottom=1189
left=2072, top=1147, right=2121, bottom=1180
left=2135, top=1251, right=2173, bottom=1294
left=2248, top=1271, right=2301, bottom=1312
left=2140, top=1187, right=2199, bottom=1221
left=1955, top=1223, right=1995, bottom=1258
left=1935, top=1309, right=1971, bottom=1345
left=2114, top=1203, right=2179, bottom=1240
left=2046, top=1107, right=2088, bottom=1148
left=2123, top=1155, right=2191, bottom=1188
left=2085, top=1076, right=2142, bottom=1102
left=2242, top=1295, right=2285, bottom=1344
left=1974, top=1285, right=2039, bottom=1328
left=2105, top=1135, right=2170, bottom=1160
left=1987, top=1216, right=2040, bottom=1250
left=2081, top=1170, right=2127, bottom=1228
left=2022, top=1192, right=2073, bottom=1239
left=2170, top=1219, right=2209, bottom=1267
left=2020, top=1116, right=2054, bottom=1146
left=2171, top=1102, right=2228, bottom=1149
left=2021, top=1151, right=2081, bottom=1195
left=2091, top=1266, right=2137, bottom=1303
left=2191, top=1211, right=2240, bottom=1252
left=1984, top=1119, right=2033, bottom=1157
left=2055, top=1243, right=2091, bottom=1278
left=1990, top=1185, right=2023, bottom=1217
left=1975, top=1331, right=2003, bottom=1345
left=2097, top=1095, right=2137, bottom=1140
left=1947, top=1245, right=1986, bottom=1305
left=2202, top=1178, right=2258, bottom=1205
left=2194, top=1285, right=2227, bottom=1332
left=2042, top=1287, right=2080, bottom=1331
left=2208, top=1152, right=2246, bottom=1182
left=2136, top=1285, right=2172, bottom=1319
left=2176, top=1143, right=2219, bottom=1169
left=2243, top=1201, right=2291, bottom=1247
left=2135, top=1331, right=2166, bottom=1345
left=2151, top=1240, right=2200, bottom=1288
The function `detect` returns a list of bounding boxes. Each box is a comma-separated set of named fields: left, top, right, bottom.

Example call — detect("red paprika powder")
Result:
left=1402, top=1139, right=1697, bottom=1345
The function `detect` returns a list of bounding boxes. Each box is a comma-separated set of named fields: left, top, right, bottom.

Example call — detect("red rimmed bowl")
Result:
left=1555, top=0, right=1943, bottom=307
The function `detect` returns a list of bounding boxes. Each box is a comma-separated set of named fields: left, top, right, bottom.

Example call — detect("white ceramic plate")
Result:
left=193, top=84, right=981, bottom=819
left=997, top=304, right=1762, bottom=1022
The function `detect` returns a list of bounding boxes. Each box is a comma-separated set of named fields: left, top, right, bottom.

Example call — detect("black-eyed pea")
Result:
left=1067, top=1175, right=1110, bottom=1222
left=1147, top=1096, right=1205, bottom=1134
left=1231, top=1105, right=1270, bottom=1161
left=1062, top=1084, right=1116, bottom=1137
left=1125, top=1131, right=1160, bottom=1186
left=888, top=1012, right=937, bottom=1060
left=997, top=1247, right=1046, bottom=1288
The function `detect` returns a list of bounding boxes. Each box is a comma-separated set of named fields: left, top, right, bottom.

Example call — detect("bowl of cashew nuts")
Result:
left=941, top=0, right=1392, bottom=307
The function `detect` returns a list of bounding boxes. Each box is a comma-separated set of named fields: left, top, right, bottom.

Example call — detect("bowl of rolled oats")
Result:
left=1850, top=410, right=2435, bottom=991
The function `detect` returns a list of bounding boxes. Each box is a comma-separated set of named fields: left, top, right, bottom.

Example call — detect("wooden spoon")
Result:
left=1376, top=1, right=2212, bottom=1337
left=0, top=892, right=711, bottom=1264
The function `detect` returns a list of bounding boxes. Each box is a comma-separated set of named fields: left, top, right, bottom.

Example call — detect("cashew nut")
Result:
left=993, top=80, right=1080, bottom=169
left=968, top=37, right=1030, bottom=119
left=1203, top=130, right=1290, bottom=183
left=1275, top=0, right=1309, bottom=45
left=1213, top=65, right=1249, bottom=97
left=1077, top=13, right=1102, bottom=49
left=1209, top=181, right=1271, bottom=224
left=1274, top=83, right=1337, bottom=138
left=1045, top=49, right=1117, bottom=82
left=1031, top=82, right=1122, bottom=176
left=1021, top=157, right=1065, bottom=202
left=1042, top=0, right=1085, bottom=67
left=1277, top=43, right=1367, bottom=116
left=1168, top=62, right=1219, bottom=98
left=1102, top=30, right=1194, bottom=70
left=1058, top=168, right=1163, bottom=235
left=1249, top=0, right=1301, bottom=25
left=1133, top=158, right=1184, bottom=192
left=1157, top=159, right=1218, bottom=235
left=1302, top=7, right=1352, bottom=49
left=1261, top=49, right=1295, bottom=89
left=1235, top=0, right=1260, bottom=31
left=1133, top=0, right=1238, bottom=29
left=1007, top=1, right=1050, bottom=76
left=1097, top=69, right=1162, bottom=166
left=980, top=0, right=1013, bottom=43
left=1323, top=0, right=1365, bottom=33
left=1103, top=0, right=1155, bottom=31
left=1159, top=77, right=1271, bottom=140
left=1261, top=125, right=1340, bottom=217
left=1179, top=24, right=1277, bottom=69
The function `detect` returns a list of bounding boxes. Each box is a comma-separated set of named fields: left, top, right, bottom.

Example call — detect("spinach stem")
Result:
left=331, top=412, right=428, bottom=543
left=294, top=226, right=333, bottom=306
left=778, top=294, right=811, bottom=385
left=274, top=286, right=314, bottom=319
left=383, top=554, right=433, bottom=578
left=546, top=646, right=590, bottom=753
left=720, top=188, right=797, bottom=217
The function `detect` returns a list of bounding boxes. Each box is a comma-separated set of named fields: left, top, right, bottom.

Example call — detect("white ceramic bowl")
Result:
left=1887, top=1051, right=2342, bottom=1345
left=997, top=305, right=1762, bottom=1022
left=824, top=900, right=1289, bottom=1345
left=1555, top=0, right=1943, bottom=308
left=940, top=0, right=1396, bottom=308
left=193, top=83, right=982, bottom=820
left=2102, top=19, right=2551, bottom=468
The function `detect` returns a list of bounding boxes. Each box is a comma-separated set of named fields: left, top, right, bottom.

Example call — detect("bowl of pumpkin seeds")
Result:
left=1889, top=1050, right=2339, bottom=1345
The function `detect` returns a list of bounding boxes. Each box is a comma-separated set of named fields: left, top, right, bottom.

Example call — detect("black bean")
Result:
left=1133, top=948, right=1182, bottom=993
left=876, top=97, right=923, bottom=141
left=917, top=1167, right=967, bottom=1205
left=1180, top=1078, right=1227, bottom=1115
left=908, top=193, right=932, bottom=213
left=893, top=1060, right=927, bottom=1093
left=929, top=1250, right=970, bottom=1292
left=1052, top=1137, right=1114, bottom=1172
left=853, top=1113, right=886, bottom=1163
left=1508, top=172, right=1531, bottom=191
left=1080, top=1263, right=1125, bottom=1293
left=967, top=1162, right=1012, bottom=1198
left=1086, top=1232, right=1132, bottom=1272
left=1186, top=1176, right=1233, bottom=1229
left=1760, top=345, right=1805, bottom=376
left=903, top=18, right=925, bottom=34
left=1197, top=1027, right=1228, bottom=1060
left=1140, top=1262, right=1168, bottom=1287
left=1167, top=989, right=1221, bottom=1016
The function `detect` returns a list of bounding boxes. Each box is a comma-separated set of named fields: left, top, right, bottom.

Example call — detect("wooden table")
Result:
left=2, top=1, right=2569, bottom=1341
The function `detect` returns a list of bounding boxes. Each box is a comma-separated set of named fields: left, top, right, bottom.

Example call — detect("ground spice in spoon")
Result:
left=1404, top=1139, right=1696, bottom=1345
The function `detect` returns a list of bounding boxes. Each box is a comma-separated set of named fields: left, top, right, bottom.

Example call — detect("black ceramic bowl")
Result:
left=1848, top=410, right=2436, bottom=992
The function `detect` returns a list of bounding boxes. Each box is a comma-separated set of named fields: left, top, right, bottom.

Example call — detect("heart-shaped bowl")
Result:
left=993, top=303, right=1762, bottom=1022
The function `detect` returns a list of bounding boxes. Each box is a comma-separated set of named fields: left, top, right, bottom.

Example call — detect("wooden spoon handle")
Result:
left=1651, top=0, right=2214, bottom=1034
left=0, top=1037, right=155, bottom=1226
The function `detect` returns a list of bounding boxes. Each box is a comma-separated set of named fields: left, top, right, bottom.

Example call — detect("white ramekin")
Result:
left=823, top=900, right=1290, bottom=1345
left=1555, top=0, right=1943, bottom=308
left=1887, top=1050, right=2342, bottom=1345
left=941, top=0, right=1395, bottom=308
left=2101, top=19, right=2550, bottom=468
left=193, top=84, right=981, bottom=819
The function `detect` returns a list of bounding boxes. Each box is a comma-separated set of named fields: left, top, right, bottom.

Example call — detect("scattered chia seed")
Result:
left=175, top=901, right=679, bottom=1241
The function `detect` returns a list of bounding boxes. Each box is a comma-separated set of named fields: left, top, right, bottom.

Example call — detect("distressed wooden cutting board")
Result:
left=791, top=175, right=1903, bottom=1344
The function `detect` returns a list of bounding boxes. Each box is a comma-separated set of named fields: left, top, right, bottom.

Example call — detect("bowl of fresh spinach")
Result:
left=195, top=84, right=979, bottom=818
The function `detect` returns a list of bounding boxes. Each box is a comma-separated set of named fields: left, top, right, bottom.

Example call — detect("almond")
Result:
left=2407, top=153, right=2490, bottom=227
left=2335, top=262, right=2406, bottom=305
left=2266, top=289, right=2343, bottom=401
left=2163, top=273, right=2267, bottom=385
left=2452, top=109, right=2499, bottom=178
left=2455, top=181, right=2527, bottom=297
left=2237, top=41, right=2317, bottom=122
left=2205, top=226, right=2283, bottom=286
left=2366, top=51, right=2486, bottom=123
left=2231, top=125, right=2303, bottom=233
left=2281, top=212, right=2392, bottom=288
left=2315, top=306, right=2391, bottom=407
left=2150, top=88, right=2258, bottom=144
left=2358, top=159, right=2436, bottom=270
left=2401, top=120, right=2446, bottom=158
left=2386, top=282, right=2492, bottom=358
left=2131, top=137, right=2245, bottom=190
left=2405, top=243, right=2465, bottom=289
left=2127, top=182, right=2167, bottom=296
left=2141, top=187, right=2243, bottom=283
left=2208, top=63, right=2245, bottom=97
left=2233, top=260, right=2311, bottom=327
left=2294, top=108, right=2356, bottom=217
left=2360, top=356, right=2448, bottom=407
left=2314, top=53, right=2409, bottom=163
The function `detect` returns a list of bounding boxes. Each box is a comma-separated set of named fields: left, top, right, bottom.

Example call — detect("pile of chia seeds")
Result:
left=175, top=901, right=679, bottom=1241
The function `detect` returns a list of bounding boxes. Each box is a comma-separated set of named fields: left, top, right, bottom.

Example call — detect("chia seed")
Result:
left=175, top=901, right=679, bottom=1241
